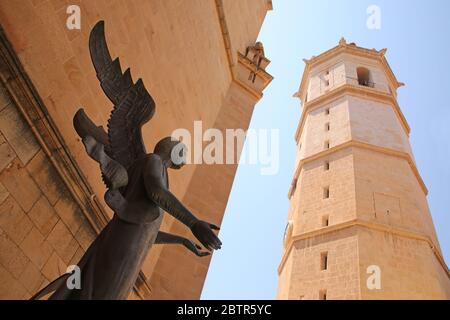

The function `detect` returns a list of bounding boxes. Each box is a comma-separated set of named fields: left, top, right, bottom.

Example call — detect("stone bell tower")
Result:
left=277, top=39, right=450, bottom=300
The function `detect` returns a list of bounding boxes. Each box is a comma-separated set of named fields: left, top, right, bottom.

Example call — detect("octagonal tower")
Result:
left=277, top=39, right=450, bottom=300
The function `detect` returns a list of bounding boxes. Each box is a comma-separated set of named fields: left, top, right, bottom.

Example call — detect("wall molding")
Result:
left=278, top=219, right=450, bottom=279
left=214, top=0, right=273, bottom=102
left=294, top=84, right=411, bottom=145
left=289, top=140, right=428, bottom=198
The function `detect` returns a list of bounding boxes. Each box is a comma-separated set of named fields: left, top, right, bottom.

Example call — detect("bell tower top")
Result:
left=294, top=38, right=405, bottom=106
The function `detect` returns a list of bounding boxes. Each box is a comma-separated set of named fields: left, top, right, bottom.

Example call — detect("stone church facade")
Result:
left=0, top=0, right=273, bottom=299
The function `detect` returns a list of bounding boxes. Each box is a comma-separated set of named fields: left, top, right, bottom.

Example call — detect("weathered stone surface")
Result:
left=46, top=220, right=78, bottom=265
left=27, top=196, right=59, bottom=238
left=41, top=251, right=67, bottom=282
left=0, top=84, right=12, bottom=111
left=0, top=134, right=15, bottom=172
left=0, top=104, right=40, bottom=165
left=19, top=227, right=53, bottom=270
left=26, top=150, right=65, bottom=205
left=0, top=196, right=33, bottom=245
left=0, top=264, right=27, bottom=299
left=54, top=191, right=84, bottom=236
left=0, top=182, right=9, bottom=205
left=69, top=246, right=85, bottom=266
left=0, top=227, right=30, bottom=279
left=19, top=261, right=45, bottom=294
left=0, top=158, right=41, bottom=212
left=74, top=219, right=96, bottom=251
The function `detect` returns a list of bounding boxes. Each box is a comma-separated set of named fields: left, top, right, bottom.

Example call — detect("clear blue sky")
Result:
left=202, top=0, right=450, bottom=299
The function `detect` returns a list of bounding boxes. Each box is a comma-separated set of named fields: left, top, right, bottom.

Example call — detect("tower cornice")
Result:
left=288, top=140, right=428, bottom=198
left=294, top=84, right=411, bottom=144
left=278, top=219, right=450, bottom=278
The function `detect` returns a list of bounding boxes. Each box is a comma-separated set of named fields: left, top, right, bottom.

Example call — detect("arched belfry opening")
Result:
left=357, top=67, right=374, bottom=87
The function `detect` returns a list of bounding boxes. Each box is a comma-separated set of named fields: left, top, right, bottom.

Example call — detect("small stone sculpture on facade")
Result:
left=245, top=42, right=265, bottom=83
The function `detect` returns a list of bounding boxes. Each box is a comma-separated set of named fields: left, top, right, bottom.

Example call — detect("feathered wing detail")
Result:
left=89, top=20, right=155, bottom=169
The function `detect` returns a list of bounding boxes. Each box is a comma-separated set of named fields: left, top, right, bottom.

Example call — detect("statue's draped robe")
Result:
left=50, top=156, right=165, bottom=300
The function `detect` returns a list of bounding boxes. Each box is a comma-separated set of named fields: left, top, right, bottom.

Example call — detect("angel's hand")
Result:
left=190, top=220, right=222, bottom=251
left=182, top=239, right=211, bottom=257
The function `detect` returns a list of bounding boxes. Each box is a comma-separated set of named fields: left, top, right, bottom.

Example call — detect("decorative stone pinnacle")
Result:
left=379, top=48, right=388, bottom=56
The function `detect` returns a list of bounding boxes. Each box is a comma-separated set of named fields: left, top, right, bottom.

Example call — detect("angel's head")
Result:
left=154, top=137, right=188, bottom=170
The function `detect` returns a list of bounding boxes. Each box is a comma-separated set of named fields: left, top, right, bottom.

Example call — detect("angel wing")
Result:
left=89, top=20, right=156, bottom=170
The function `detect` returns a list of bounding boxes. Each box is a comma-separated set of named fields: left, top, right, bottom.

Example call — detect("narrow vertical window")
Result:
left=324, top=140, right=330, bottom=149
left=325, top=122, right=330, bottom=131
left=323, top=186, right=330, bottom=199
left=322, top=215, right=329, bottom=227
left=325, top=108, right=330, bottom=115
left=319, top=290, right=327, bottom=300
left=320, top=252, right=328, bottom=270
left=324, top=161, right=330, bottom=171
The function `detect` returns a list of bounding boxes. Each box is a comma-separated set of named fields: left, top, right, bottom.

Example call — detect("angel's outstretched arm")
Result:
left=154, top=232, right=209, bottom=257
left=143, top=155, right=221, bottom=251
left=143, top=155, right=198, bottom=228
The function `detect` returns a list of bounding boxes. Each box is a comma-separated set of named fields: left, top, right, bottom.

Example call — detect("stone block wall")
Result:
left=0, top=83, right=96, bottom=299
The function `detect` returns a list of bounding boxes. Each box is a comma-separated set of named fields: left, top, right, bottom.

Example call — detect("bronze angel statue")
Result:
left=32, top=21, right=221, bottom=300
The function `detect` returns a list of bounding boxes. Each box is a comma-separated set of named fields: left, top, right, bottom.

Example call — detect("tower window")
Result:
left=324, top=79, right=330, bottom=86
left=322, top=215, right=329, bottom=227
left=325, top=122, right=330, bottom=131
left=324, top=141, right=330, bottom=149
left=319, top=290, right=327, bottom=300
left=324, top=161, right=330, bottom=171
left=323, top=187, right=330, bottom=199
left=357, top=67, right=374, bottom=88
left=320, top=252, right=328, bottom=270
left=325, top=108, right=330, bottom=115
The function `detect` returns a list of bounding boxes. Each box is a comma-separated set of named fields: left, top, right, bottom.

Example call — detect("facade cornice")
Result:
left=294, top=84, right=411, bottom=144
left=278, top=219, right=450, bottom=279
left=289, top=140, right=428, bottom=197
left=235, top=52, right=274, bottom=100
left=215, top=0, right=273, bottom=102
